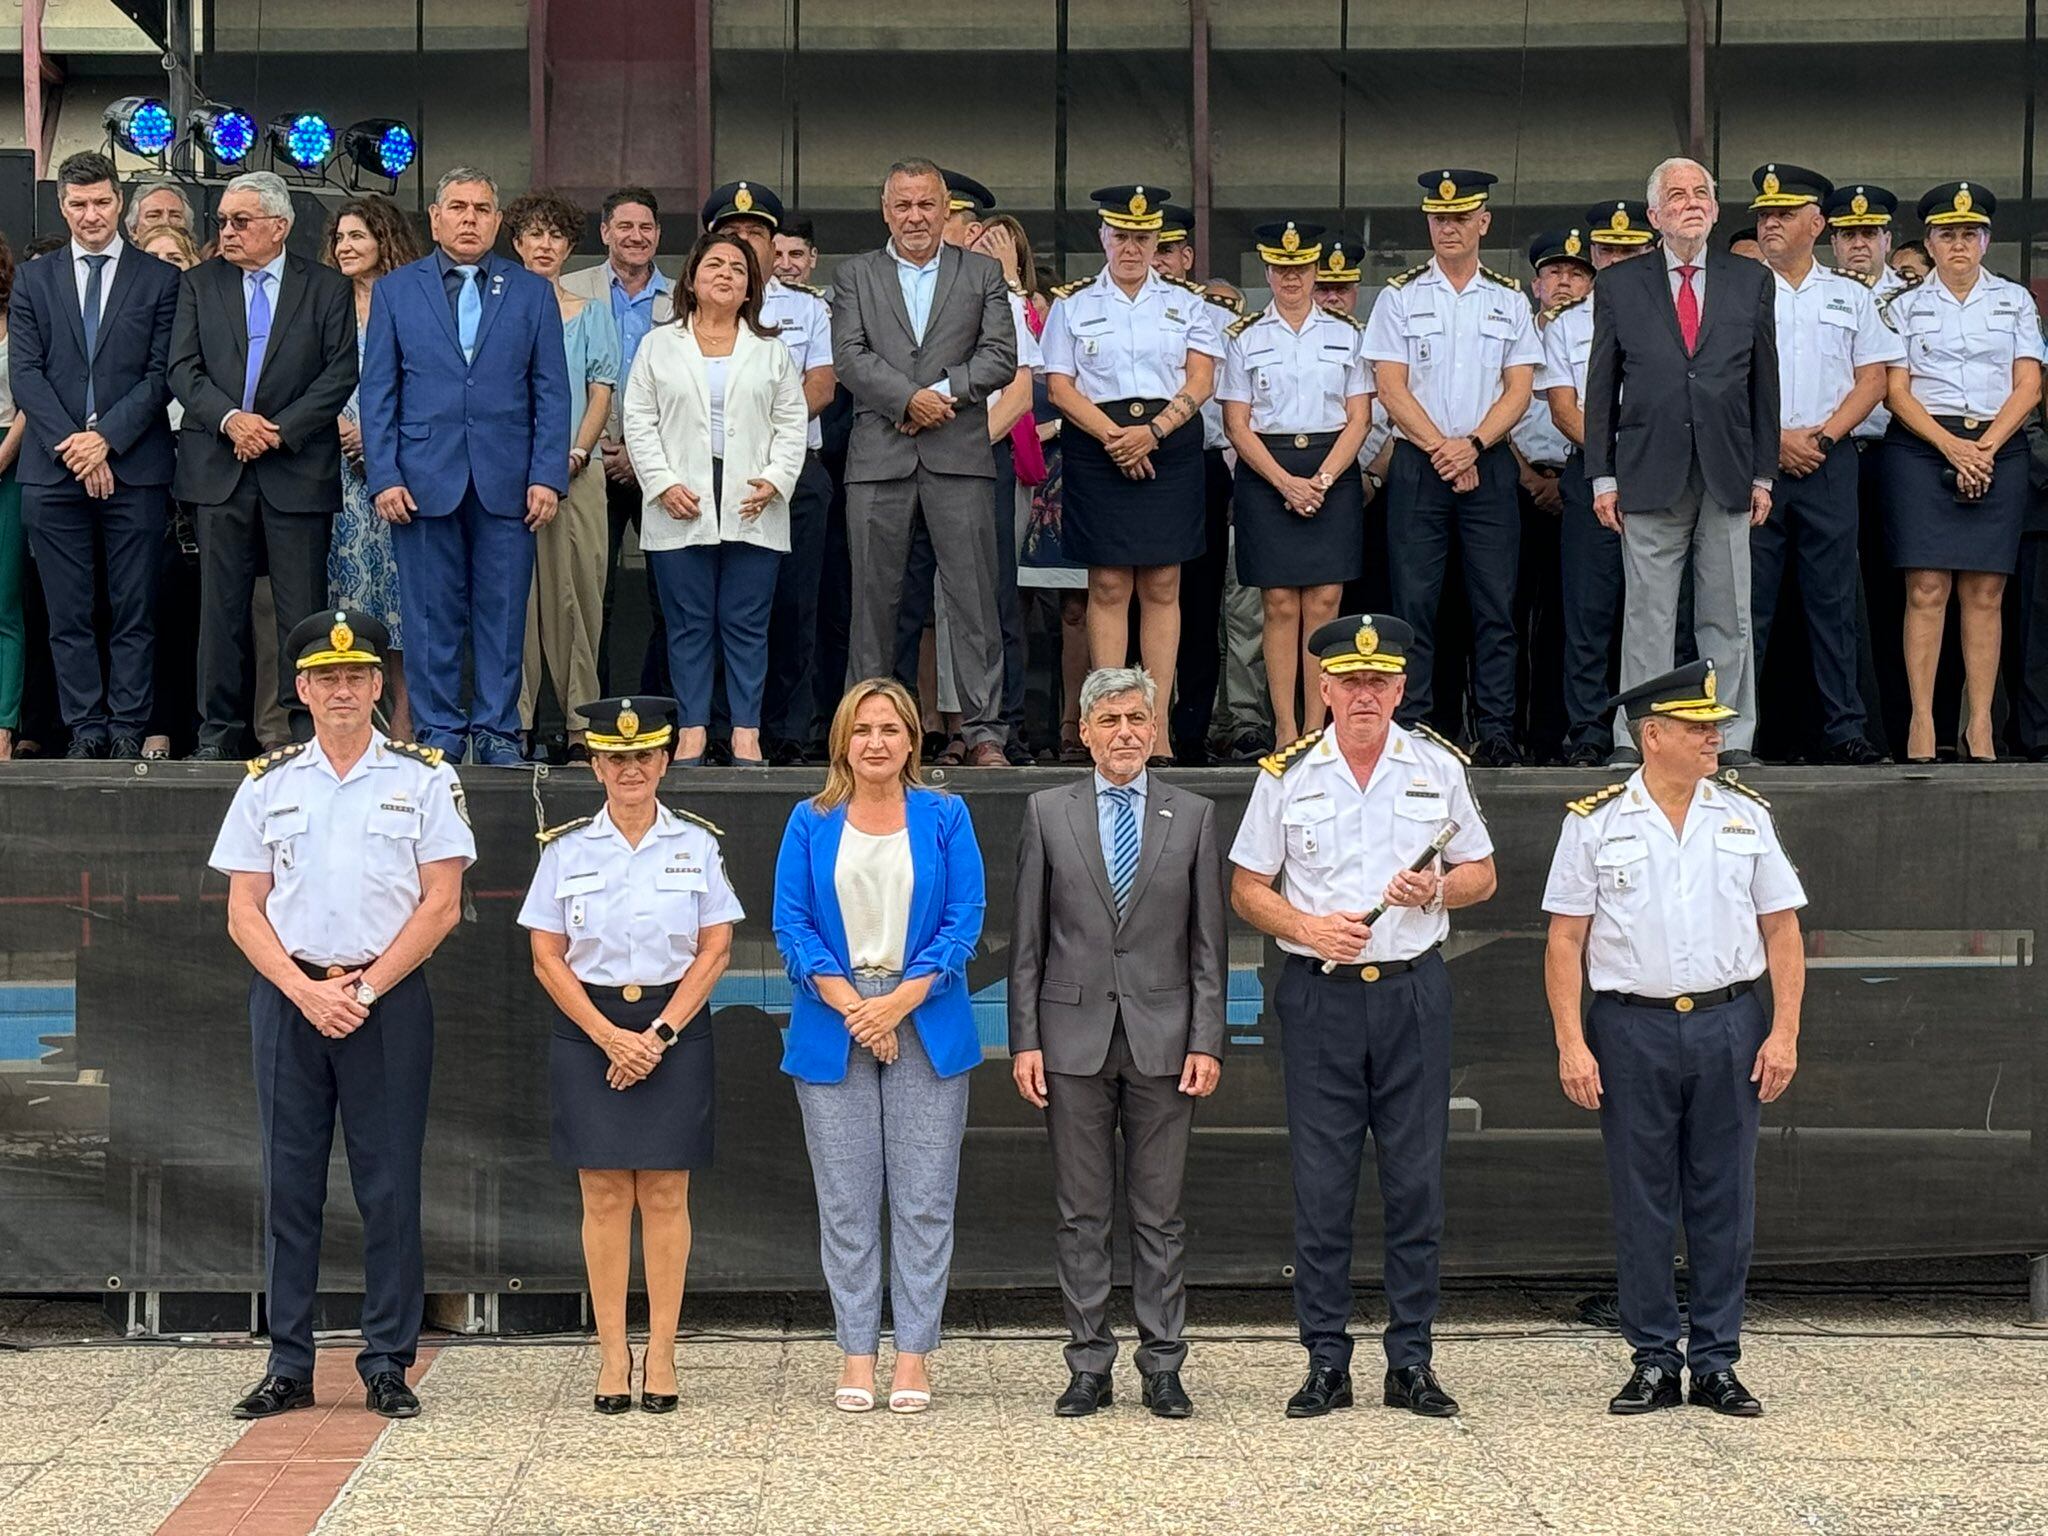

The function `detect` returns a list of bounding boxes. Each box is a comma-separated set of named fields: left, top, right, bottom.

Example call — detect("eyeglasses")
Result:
left=219, top=212, right=285, bottom=232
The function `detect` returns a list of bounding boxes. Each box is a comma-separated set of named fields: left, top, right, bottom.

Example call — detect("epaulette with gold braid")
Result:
left=1049, top=276, right=1091, bottom=301
left=1258, top=729, right=1324, bottom=777
left=783, top=279, right=828, bottom=300
left=384, top=739, right=446, bottom=769
left=1540, top=293, right=1588, bottom=327
left=1318, top=303, right=1364, bottom=330
left=1715, top=769, right=1772, bottom=810
left=1479, top=265, right=1522, bottom=292
left=246, top=742, right=307, bottom=779
left=673, top=808, right=726, bottom=838
left=1566, top=782, right=1628, bottom=818
left=1410, top=723, right=1472, bottom=766
left=1226, top=308, right=1264, bottom=338
left=1385, top=262, right=1430, bottom=290
left=537, top=816, right=594, bottom=845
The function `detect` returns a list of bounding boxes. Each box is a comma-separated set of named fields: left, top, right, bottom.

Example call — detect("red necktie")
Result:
left=1675, top=264, right=1701, bottom=354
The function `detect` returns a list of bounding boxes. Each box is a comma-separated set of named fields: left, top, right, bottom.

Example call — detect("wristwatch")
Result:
left=354, top=981, right=378, bottom=1008
left=1468, top=434, right=1487, bottom=456
left=1815, top=433, right=1837, bottom=454
left=1314, top=470, right=1335, bottom=490
left=650, top=1018, right=680, bottom=1047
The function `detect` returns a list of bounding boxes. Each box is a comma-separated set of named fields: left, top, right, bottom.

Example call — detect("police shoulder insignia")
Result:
left=673, top=808, right=726, bottom=838
left=1318, top=303, right=1365, bottom=330
left=537, top=815, right=595, bottom=846
left=1875, top=291, right=1906, bottom=333
left=1540, top=293, right=1588, bottom=326
left=385, top=740, right=446, bottom=769
left=1227, top=308, right=1264, bottom=338
left=1479, top=265, right=1523, bottom=291
left=1848, top=269, right=1879, bottom=290
left=1385, top=262, right=1430, bottom=290
left=1715, top=770, right=1772, bottom=809
left=246, top=742, right=307, bottom=779
left=786, top=280, right=828, bottom=300
left=1410, top=723, right=1472, bottom=766
left=1049, top=276, right=1091, bottom=301
left=1566, top=782, right=1628, bottom=817
left=1258, top=729, right=1324, bottom=777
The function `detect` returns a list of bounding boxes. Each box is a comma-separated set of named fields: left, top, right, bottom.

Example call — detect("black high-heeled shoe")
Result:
left=594, top=1356, right=633, bottom=1415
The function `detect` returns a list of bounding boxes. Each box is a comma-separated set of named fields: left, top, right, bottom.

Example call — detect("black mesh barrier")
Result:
left=0, top=764, right=2041, bottom=1295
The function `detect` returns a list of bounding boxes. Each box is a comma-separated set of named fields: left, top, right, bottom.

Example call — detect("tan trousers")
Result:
left=521, top=463, right=610, bottom=733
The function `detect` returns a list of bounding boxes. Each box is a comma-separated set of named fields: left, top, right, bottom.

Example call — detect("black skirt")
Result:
left=1058, top=397, right=1207, bottom=567
left=550, top=988, right=714, bottom=1170
left=1232, top=433, right=1366, bottom=588
left=1881, top=419, right=2026, bottom=575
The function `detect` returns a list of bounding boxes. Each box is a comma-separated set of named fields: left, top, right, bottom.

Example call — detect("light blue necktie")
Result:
left=1105, top=785, right=1140, bottom=919
left=456, top=264, right=482, bottom=362
left=242, top=270, right=272, bottom=411
left=81, top=253, right=110, bottom=420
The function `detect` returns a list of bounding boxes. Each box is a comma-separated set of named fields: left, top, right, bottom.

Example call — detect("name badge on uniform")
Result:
left=570, top=898, right=587, bottom=929
left=1165, top=306, right=1183, bottom=323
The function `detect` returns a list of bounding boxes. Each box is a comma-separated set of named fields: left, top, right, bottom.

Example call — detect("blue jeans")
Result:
left=647, top=468, right=781, bottom=731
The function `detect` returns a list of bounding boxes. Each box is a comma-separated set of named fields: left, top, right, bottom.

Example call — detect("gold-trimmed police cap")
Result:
left=1528, top=228, right=1592, bottom=272
left=701, top=179, right=784, bottom=232
left=1092, top=184, right=1169, bottom=232
left=1316, top=238, right=1361, bottom=284
left=1919, top=180, right=1994, bottom=226
left=286, top=608, right=387, bottom=671
left=1823, top=182, right=1897, bottom=228
left=579, top=696, right=679, bottom=754
left=1610, top=659, right=1738, bottom=723
left=1749, top=163, right=1833, bottom=212
left=1309, top=613, right=1412, bottom=675
left=1255, top=220, right=1325, bottom=267
left=1155, top=203, right=1195, bottom=245
left=941, top=169, right=996, bottom=216
left=1419, top=169, right=1497, bottom=215
left=1587, top=199, right=1655, bottom=247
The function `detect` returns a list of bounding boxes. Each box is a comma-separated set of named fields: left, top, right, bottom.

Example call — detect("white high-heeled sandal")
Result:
left=833, top=1385, right=876, bottom=1413
left=887, top=1388, right=932, bottom=1415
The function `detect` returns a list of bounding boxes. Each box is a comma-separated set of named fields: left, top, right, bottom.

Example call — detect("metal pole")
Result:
left=164, top=0, right=195, bottom=127
left=1684, top=0, right=1708, bottom=162
left=1190, top=0, right=1211, bottom=269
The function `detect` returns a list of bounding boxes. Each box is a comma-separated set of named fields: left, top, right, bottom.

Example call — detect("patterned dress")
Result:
left=327, top=320, right=404, bottom=648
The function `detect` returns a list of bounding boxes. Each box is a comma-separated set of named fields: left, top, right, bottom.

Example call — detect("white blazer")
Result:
left=622, top=319, right=808, bottom=554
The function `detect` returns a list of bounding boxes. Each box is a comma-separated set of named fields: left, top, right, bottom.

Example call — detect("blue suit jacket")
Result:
left=358, top=252, right=571, bottom=518
left=772, top=788, right=987, bottom=1083
left=7, top=245, right=178, bottom=488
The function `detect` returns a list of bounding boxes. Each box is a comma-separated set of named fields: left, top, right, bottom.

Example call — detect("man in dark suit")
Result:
left=831, top=157, right=1016, bottom=767
left=169, top=171, right=358, bottom=758
left=1009, top=667, right=1227, bottom=1419
left=359, top=166, right=571, bottom=765
left=1585, top=156, right=1780, bottom=766
left=6, top=151, right=179, bottom=758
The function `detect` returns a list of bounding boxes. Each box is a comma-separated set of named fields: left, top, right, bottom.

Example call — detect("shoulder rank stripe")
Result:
left=537, top=815, right=594, bottom=846
left=1410, top=723, right=1472, bottom=766
left=785, top=279, right=828, bottom=299
left=1258, top=729, right=1324, bottom=777
left=1715, top=769, right=1772, bottom=809
left=1049, top=276, right=1091, bottom=301
left=384, top=740, right=446, bottom=768
left=1318, top=303, right=1365, bottom=330
left=1540, top=293, right=1588, bottom=326
left=1479, top=265, right=1523, bottom=292
left=1385, top=262, right=1430, bottom=290
left=1849, top=269, right=1878, bottom=289
left=674, top=808, right=725, bottom=838
left=1226, top=308, right=1264, bottom=338
left=1566, top=782, right=1628, bottom=817
left=246, top=742, right=307, bottom=779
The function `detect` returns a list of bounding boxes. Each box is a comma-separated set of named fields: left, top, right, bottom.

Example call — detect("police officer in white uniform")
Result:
left=1229, top=613, right=1496, bottom=1420
left=210, top=609, right=476, bottom=1422
left=1542, top=657, right=1805, bottom=1418
left=1749, top=165, right=1900, bottom=765
left=700, top=180, right=839, bottom=762
left=1363, top=170, right=1545, bottom=766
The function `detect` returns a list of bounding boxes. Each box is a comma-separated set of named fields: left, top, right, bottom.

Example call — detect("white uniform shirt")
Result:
left=1229, top=725, right=1494, bottom=962
left=1886, top=269, right=2048, bottom=419
left=1217, top=305, right=1372, bottom=435
left=760, top=278, right=834, bottom=451
left=1770, top=262, right=1902, bottom=431
left=1537, top=297, right=1594, bottom=405
left=517, top=805, right=743, bottom=986
left=1511, top=394, right=1569, bottom=466
left=1541, top=771, right=1807, bottom=996
left=1357, top=398, right=1395, bottom=473
left=1040, top=268, right=1226, bottom=402
left=1361, top=259, right=1544, bottom=439
left=208, top=733, right=478, bottom=968
left=1853, top=269, right=1911, bottom=438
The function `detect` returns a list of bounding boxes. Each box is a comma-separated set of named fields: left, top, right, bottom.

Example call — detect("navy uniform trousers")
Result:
left=252, top=967, right=434, bottom=1382
left=1558, top=453, right=1625, bottom=755
left=762, top=452, right=834, bottom=751
left=1388, top=441, right=1521, bottom=743
left=1584, top=990, right=1768, bottom=1376
left=1277, top=951, right=1450, bottom=1372
left=1171, top=447, right=1234, bottom=758
left=1753, top=442, right=1868, bottom=750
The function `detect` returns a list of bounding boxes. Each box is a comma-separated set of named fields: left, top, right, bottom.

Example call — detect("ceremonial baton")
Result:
left=1320, top=818, right=1460, bottom=975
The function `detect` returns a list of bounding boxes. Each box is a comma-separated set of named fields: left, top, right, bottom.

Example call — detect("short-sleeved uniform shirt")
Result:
left=760, top=277, right=835, bottom=450
left=1771, top=263, right=1903, bottom=431
left=1229, top=724, right=1494, bottom=962
left=1361, top=259, right=1545, bottom=439
left=1217, top=305, right=1372, bottom=435
left=1885, top=269, right=2048, bottom=419
left=1540, top=771, right=1807, bottom=996
left=1041, top=268, right=1227, bottom=402
left=1537, top=295, right=1594, bottom=406
left=207, top=733, right=478, bottom=968
left=517, top=805, right=744, bottom=986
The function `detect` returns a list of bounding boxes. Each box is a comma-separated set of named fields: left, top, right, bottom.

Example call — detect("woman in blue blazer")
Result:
left=773, top=677, right=985, bottom=1416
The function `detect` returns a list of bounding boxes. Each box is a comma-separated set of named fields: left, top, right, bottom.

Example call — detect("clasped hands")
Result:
left=295, top=971, right=368, bottom=1039
left=603, top=1021, right=669, bottom=1091
left=1427, top=434, right=1480, bottom=493
left=1943, top=433, right=1997, bottom=500
left=224, top=410, right=283, bottom=462
left=897, top=388, right=956, bottom=437
left=841, top=988, right=908, bottom=1064
left=1106, top=422, right=1158, bottom=481
left=54, top=431, right=114, bottom=498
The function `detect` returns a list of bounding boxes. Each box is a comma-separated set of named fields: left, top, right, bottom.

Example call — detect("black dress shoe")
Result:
left=1284, top=1366, right=1353, bottom=1419
left=1689, top=1368, right=1762, bottom=1416
left=1003, top=737, right=1037, bottom=767
left=593, top=1392, right=633, bottom=1415
left=1608, top=1364, right=1683, bottom=1415
left=64, top=737, right=106, bottom=760
left=189, top=744, right=233, bottom=762
left=640, top=1390, right=678, bottom=1414
left=1824, top=736, right=1886, bottom=766
left=767, top=737, right=807, bottom=767
left=107, top=736, right=144, bottom=760
left=1054, top=1370, right=1113, bottom=1417
left=1140, top=1370, right=1192, bottom=1419
left=1718, top=748, right=1759, bottom=768
left=1472, top=735, right=1520, bottom=768
left=231, top=1374, right=314, bottom=1419
left=1383, top=1364, right=1459, bottom=1417
left=1565, top=742, right=1606, bottom=768
left=363, top=1371, right=420, bottom=1418
left=1607, top=745, right=1643, bottom=767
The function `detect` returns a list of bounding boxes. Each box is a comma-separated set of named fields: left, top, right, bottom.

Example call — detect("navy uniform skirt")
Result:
left=1233, top=432, right=1366, bottom=589
left=1881, top=418, right=2026, bottom=575
left=1059, top=397, right=1207, bottom=567
left=551, top=986, right=714, bottom=1170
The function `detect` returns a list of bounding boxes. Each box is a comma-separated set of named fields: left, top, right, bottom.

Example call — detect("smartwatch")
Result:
left=651, top=1019, right=680, bottom=1047
left=1467, top=434, right=1487, bottom=456
left=1815, top=433, right=1837, bottom=454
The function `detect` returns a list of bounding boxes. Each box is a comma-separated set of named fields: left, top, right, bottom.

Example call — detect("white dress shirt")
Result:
left=1884, top=269, right=2048, bottom=420
left=1768, top=259, right=1902, bottom=431
left=760, top=277, right=834, bottom=450
left=1361, top=258, right=1543, bottom=440
left=1216, top=304, right=1372, bottom=434
left=70, top=236, right=127, bottom=324
left=1040, top=268, right=1226, bottom=402
left=1537, top=297, right=1594, bottom=405
left=889, top=243, right=944, bottom=342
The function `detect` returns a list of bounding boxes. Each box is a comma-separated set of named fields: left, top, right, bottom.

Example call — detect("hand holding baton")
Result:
left=1320, top=819, right=1460, bottom=974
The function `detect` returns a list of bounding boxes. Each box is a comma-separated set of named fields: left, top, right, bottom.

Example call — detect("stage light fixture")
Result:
left=268, top=112, right=335, bottom=172
left=344, top=119, right=418, bottom=181
left=190, top=106, right=258, bottom=166
left=104, top=97, right=178, bottom=157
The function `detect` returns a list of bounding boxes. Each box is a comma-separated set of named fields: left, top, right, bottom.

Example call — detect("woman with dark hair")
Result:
left=623, top=231, right=807, bottom=766
left=0, top=234, right=25, bottom=758
left=508, top=191, right=620, bottom=759
left=323, top=194, right=425, bottom=738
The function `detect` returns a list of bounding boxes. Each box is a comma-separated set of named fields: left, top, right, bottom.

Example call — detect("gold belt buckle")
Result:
left=1293, top=433, right=1310, bottom=449
left=1963, top=416, right=1981, bottom=430
left=621, top=983, right=644, bottom=1003
left=325, top=965, right=345, bottom=979
left=1361, top=964, right=1382, bottom=982
left=1129, top=401, right=1145, bottom=418
left=1674, top=995, right=1695, bottom=1013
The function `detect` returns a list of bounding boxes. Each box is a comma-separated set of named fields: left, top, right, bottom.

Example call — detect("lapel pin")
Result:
left=1158, top=808, right=1173, bottom=818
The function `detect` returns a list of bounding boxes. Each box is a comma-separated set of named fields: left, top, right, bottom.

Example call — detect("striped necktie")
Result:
left=1105, top=785, right=1140, bottom=919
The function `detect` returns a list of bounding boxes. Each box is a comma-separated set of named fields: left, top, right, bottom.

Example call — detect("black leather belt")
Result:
left=1931, top=414, right=1996, bottom=435
left=587, top=982, right=677, bottom=1005
left=1294, top=948, right=1437, bottom=983
left=293, top=956, right=375, bottom=981
left=1600, top=979, right=1756, bottom=1014
left=1258, top=430, right=1342, bottom=450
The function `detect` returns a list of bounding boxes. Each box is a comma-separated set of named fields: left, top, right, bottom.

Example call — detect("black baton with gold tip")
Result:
left=1320, top=818, right=1460, bottom=975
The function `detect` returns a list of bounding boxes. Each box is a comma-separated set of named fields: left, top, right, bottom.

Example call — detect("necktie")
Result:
left=1105, top=786, right=1140, bottom=919
left=242, top=271, right=272, bottom=412
left=456, top=264, right=483, bottom=362
left=1675, top=264, right=1701, bottom=355
left=81, top=253, right=110, bottom=420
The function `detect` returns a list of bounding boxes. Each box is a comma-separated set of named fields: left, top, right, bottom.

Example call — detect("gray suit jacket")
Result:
left=1009, top=776, right=1228, bottom=1079
left=561, top=261, right=675, bottom=440
left=830, top=243, right=1016, bottom=483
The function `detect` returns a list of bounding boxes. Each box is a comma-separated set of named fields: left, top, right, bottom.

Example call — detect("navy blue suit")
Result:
left=359, top=250, right=570, bottom=756
left=6, top=242, right=178, bottom=744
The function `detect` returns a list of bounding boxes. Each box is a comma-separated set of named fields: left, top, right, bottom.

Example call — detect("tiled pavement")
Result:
left=1, top=1273, right=2045, bottom=1536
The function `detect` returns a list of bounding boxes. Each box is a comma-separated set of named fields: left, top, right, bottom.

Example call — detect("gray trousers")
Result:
left=1614, top=466, right=1757, bottom=750
left=1045, top=1021, right=1196, bottom=1374
left=846, top=469, right=1004, bottom=745
left=1218, top=529, right=1271, bottom=739
left=793, top=973, right=972, bottom=1356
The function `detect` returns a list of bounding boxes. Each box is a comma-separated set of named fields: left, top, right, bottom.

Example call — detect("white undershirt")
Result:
left=706, top=355, right=729, bottom=457
left=835, top=825, right=913, bottom=972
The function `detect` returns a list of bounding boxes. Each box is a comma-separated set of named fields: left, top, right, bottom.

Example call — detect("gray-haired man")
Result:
left=127, top=177, right=197, bottom=242
left=1008, top=667, right=1227, bottom=1417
